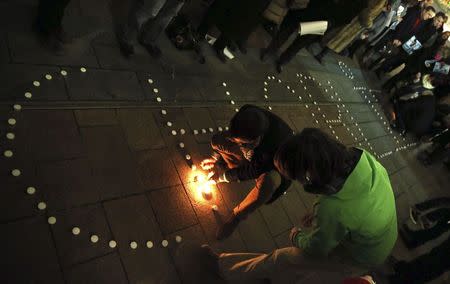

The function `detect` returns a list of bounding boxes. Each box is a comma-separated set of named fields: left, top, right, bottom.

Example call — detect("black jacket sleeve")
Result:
left=225, top=153, right=274, bottom=181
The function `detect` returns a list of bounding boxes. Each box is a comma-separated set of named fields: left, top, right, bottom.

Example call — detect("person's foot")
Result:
left=118, top=41, right=135, bottom=58
left=54, top=26, right=71, bottom=44
left=237, top=42, right=247, bottom=54
left=200, top=245, right=220, bottom=275
left=216, top=212, right=241, bottom=240
left=260, top=48, right=268, bottom=62
left=314, top=54, right=324, bottom=64
left=214, top=48, right=227, bottom=63
left=141, top=43, right=162, bottom=59
left=275, top=61, right=283, bottom=74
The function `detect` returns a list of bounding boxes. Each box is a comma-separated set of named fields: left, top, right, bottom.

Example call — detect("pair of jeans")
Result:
left=211, top=132, right=282, bottom=219
left=36, top=0, right=71, bottom=33
left=118, top=0, right=183, bottom=44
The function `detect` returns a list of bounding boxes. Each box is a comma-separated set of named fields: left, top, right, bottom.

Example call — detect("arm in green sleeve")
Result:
left=294, top=202, right=348, bottom=257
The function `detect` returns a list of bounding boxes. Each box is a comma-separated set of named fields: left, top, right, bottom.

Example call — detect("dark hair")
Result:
left=274, top=128, right=351, bottom=185
left=229, top=105, right=269, bottom=140
left=435, top=11, right=448, bottom=21
left=424, top=5, right=436, bottom=13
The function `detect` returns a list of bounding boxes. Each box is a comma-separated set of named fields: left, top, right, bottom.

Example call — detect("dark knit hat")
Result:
left=229, top=105, right=269, bottom=140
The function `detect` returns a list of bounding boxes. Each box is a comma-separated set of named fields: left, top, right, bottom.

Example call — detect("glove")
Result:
left=207, top=171, right=229, bottom=184
left=289, top=227, right=301, bottom=247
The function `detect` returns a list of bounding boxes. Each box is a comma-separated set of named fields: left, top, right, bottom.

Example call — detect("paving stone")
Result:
left=359, top=121, right=388, bottom=139
left=238, top=211, right=278, bottom=253
left=81, top=126, right=141, bottom=199
left=74, top=109, right=118, bottom=126
left=0, top=64, right=68, bottom=101
left=93, top=44, right=167, bottom=72
left=274, top=229, right=292, bottom=248
left=103, top=195, right=180, bottom=284
left=258, top=198, right=293, bottom=237
left=183, top=182, right=247, bottom=252
left=148, top=185, right=198, bottom=234
left=65, top=67, right=144, bottom=100
left=0, top=181, right=41, bottom=223
left=23, top=110, right=85, bottom=161
left=183, top=107, right=216, bottom=143
left=196, top=76, right=247, bottom=102
left=138, top=73, right=204, bottom=102
left=117, top=109, right=165, bottom=151
left=1, top=216, right=64, bottom=284
left=389, top=171, right=411, bottom=198
left=49, top=204, right=113, bottom=267
left=279, top=189, right=309, bottom=225
left=135, top=148, right=181, bottom=190
left=8, top=33, right=98, bottom=67
left=65, top=252, right=128, bottom=284
left=37, top=158, right=101, bottom=210
left=0, top=32, right=10, bottom=63
left=289, top=113, right=318, bottom=132
left=293, top=182, right=319, bottom=211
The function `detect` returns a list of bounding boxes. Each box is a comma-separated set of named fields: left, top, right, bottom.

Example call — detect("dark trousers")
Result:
left=376, top=49, right=409, bottom=73
left=196, top=0, right=233, bottom=50
left=265, top=11, right=321, bottom=65
left=36, top=0, right=71, bottom=33
left=416, top=197, right=450, bottom=211
left=211, top=132, right=283, bottom=218
left=382, top=66, right=415, bottom=90
left=389, top=237, right=450, bottom=284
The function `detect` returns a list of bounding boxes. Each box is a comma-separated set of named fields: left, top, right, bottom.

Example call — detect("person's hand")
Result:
left=393, top=39, right=402, bottom=47
left=300, top=213, right=315, bottom=229
left=207, top=171, right=229, bottom=184
left=289, top=227, right=301, bottom=247
left=413, top=72, right=421, bottom=83
left=201, top=158, right=217, bottom=170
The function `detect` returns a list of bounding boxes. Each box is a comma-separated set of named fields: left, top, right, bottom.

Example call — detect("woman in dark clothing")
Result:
left=197, top=0, right=272, bottom=62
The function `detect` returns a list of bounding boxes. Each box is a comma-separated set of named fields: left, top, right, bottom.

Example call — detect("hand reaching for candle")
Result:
left=207, top=171, right=229, bottom=184
left=201, top=158, right=217, bottom=170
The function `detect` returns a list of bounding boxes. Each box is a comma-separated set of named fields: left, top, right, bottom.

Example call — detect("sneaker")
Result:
left=216, top=213, right=241, bottom=240
left=141, top=43, right=162, bottom=59
left=214, top=48, right=227, bottom=63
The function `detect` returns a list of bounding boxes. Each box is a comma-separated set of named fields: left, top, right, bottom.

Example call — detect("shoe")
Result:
left=118, top=41, right=135, bottom=57
left=314, top=54, right=324, bottom=64
left=216, top=212, right=241, bottom=240
left=237, top=42, right=247, bottom=54
left=141, top=43, right=162, bottom=59
left=409, top=206, right=421, bottom=225
left=200, top=245, right=220, bottom=276
left=260, top=48, right=268, bottom=62
left=54, top=26, right=71, bottom=44
left=214, top=48, right=227, bottom=63
left=275, top=61, right=283, bottom=74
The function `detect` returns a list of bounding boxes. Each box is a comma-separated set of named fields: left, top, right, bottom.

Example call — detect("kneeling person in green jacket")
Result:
left=201, top=128, right=398, bottom=283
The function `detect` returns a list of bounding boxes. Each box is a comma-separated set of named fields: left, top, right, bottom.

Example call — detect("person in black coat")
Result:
left=200, top=105, right=293, bottom=240
left=260, top=0, right=367, bottom=72
left=374, top=11, right=446, bottom=76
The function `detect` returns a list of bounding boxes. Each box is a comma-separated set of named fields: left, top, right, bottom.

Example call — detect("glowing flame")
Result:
left=191, top=169, right=215, bottom=201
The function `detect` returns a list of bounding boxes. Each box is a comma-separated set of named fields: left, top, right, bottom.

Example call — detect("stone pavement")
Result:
left=1, top=0, right=449, bottom=283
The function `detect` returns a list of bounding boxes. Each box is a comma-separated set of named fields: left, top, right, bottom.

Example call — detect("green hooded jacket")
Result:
left=295, top=150, right=398, bottom=267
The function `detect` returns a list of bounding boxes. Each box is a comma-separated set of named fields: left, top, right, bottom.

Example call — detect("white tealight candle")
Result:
left=4, top=150, right=13, bottom=158
left=13, top=104, right=22, bottom=111
left=90, top=235, right=99, bottom=243
left=80, top=67, right=87, bottom=73
left=146, top=241, right=153, bottom=248
left=130, top=241, right=138, bottom=249
left=161, top=109, right=167, bottom=115
left=109, top=240, right=117, bottom=248
left=37, top=202, right=47, bottom=210
left=6, top=133, right=15, bottom=140
left=175, top=236, right=182, bottom=243
left=72, top=227, right=81, bottom=235
left=11, top=169, right=21, bottom=176
left=162, top=240, right=168, bottom=247
left=45, top=74, right=52, bottom=80
left=33, top=81, right=40, bottom=87
left=26, top=187, right=36, bottom=195
left=60, top=70, right=67, bottom=76
left=8, top=118, right=16, bottom=125
left=25, top=92, right=32, bottom=99
left=48, top=216, right=56, bottom=225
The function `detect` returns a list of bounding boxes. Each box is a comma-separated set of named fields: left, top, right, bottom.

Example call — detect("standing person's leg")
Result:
left=216, top=170, right=281, bottom=240
left=116, top=0, right=143, bottom=57
left=196, top=0, right=226, bottom=40
left=212, top=35, right=231, bottom=63
left=139, top=0, right=184, bottom=58
left=260, top=13, right=299, bottom=61
left=276, top=34, right=320, bottom=71
left=36, top=0, right=71, bottom=52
